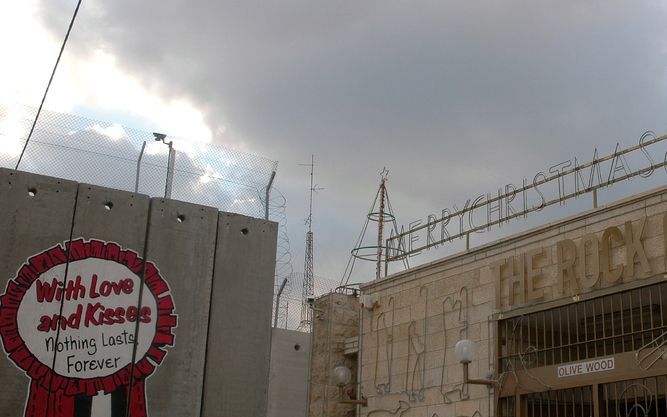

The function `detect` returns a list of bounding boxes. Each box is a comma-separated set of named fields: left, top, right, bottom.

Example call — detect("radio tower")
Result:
left=298, top=155, right=321, bottom=331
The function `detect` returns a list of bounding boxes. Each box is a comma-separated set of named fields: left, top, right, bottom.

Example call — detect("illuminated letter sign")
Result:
left=388, top=131, right=667, bottom=262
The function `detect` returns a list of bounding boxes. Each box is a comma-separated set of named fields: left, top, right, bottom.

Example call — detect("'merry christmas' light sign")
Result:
left=388, top=131, right=667, bottom=261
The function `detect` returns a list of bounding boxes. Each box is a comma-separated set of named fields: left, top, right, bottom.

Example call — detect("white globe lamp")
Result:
left=455, top=339, right=475, bottom=364
left=333, top=365, right=352, bottom=387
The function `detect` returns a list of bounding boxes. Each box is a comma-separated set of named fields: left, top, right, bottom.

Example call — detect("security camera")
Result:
left=307, top=296, right=316, bottom=306
left=153, top=132, right=166, bottom=142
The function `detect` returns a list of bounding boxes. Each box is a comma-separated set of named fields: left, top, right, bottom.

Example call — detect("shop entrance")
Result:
left=500, top=376, right=667, bottom=417
left=599, top=376, right=667, bottom=417
left=497, top=279, right=667, bottom=417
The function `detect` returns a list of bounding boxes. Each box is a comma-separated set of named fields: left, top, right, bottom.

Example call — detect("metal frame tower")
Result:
left=298, top=155, right=320, bottom=331
left=340, top=169, right=409, bottom=287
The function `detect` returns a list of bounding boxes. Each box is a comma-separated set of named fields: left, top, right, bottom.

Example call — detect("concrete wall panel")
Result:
left=0, top=169, right=78, bottom=416
left=72, top=183, right=150, bottom=246
left=138, top=199, right=218, bottom=417
left=56, top=184, right=151, bottom=416
left=267, top=329, right=311, bottom=417
left=201, top=213, right=278, bottom=417
left=0, top=170, right=278, bottom=417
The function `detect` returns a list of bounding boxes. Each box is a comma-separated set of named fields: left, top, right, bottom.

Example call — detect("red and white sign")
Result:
left=0, top=238, right=177, bottom=417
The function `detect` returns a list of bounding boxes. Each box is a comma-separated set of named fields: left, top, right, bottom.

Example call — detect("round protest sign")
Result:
left=0, top=238, right=177, bottom=417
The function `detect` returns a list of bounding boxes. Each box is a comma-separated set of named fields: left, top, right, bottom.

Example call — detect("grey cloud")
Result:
left=34, top=0, right=667, bottom=282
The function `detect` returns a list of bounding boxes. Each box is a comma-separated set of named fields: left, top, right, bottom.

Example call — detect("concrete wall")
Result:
left=0, top=168, right=277, bottom=417
left=267, top=329, right=310, bottom=417
left=338, top=184, right=667, bottom=417
left=201, top=212, right=277, bottom=417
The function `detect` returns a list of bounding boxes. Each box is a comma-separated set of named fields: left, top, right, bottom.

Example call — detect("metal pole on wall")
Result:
left=265, top=171, right=276, bottom=220
left=356, top=299, right=363, bottom=417
left=273, top=277, right=288, bottom=328
left=165, top=142, right=175, bottom=199
left=135, top=141, right=146, bottom=193
left=152, top=133, right=175, bottom=199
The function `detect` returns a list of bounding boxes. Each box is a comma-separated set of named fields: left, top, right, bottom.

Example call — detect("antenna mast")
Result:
left=298, top=155, right=320, bottom=331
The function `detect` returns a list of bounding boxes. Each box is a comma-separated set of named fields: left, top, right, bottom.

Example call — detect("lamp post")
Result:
left=454, top=339, right=497, bottom=387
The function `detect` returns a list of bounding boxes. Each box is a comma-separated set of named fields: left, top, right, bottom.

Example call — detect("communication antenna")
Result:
left=297, top=155, right=323, bottom=331
left=341, top=169, right=408, bottom=287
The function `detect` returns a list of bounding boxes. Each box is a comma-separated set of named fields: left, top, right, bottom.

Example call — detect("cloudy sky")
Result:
left=1, top=0, right=667, bottom=288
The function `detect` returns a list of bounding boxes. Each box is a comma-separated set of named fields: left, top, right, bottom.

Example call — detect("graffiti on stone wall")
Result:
left=430, top=410, right=482, bottom=417
left=366, top=400, right=411, bottom=417
left=440, top=412, right=482, bottom=417
left=374, top=297, right=395, bottom=394
left=367, top=284, right=488, bottom=416
left=441, top=287, right=469, bottom=404
left=0, top=238, right=177, bottom=417
left=405, top=286, right=428, bottom=402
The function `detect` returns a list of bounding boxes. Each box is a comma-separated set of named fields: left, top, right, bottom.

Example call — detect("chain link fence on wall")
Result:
left=0, top=104, right=277, bottom=218
left=0, top=104, right=343, bottom=332
left=273, top=272, right=344, bottom=331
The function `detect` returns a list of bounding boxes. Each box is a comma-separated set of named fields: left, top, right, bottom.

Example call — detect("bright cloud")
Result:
left=87, top=123, right=126, bottom=141
left=0, top=105, right=34, bottom=157
left=0, top=1, right=60, bottom=107
left=199, top=163, right=223, bottom=184
left=0, top=1, right=214, bottom=146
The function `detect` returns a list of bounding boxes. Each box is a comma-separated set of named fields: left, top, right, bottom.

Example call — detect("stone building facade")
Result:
left=309, top=293, right=360, bottom=417
left=313, top=184, right=667, bottom=417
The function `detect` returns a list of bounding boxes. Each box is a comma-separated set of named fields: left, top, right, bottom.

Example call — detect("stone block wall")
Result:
left=356, top=184, right=667, bottom=417
left=308, top=293, right=360, bottom=417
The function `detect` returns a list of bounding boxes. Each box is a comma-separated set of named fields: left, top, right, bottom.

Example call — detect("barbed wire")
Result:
left=266, top=187, right=295, bottom=328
